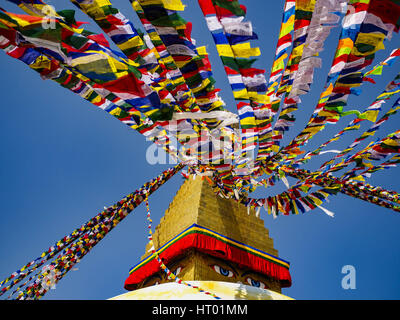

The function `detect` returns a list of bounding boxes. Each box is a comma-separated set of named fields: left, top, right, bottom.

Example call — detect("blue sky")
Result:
left=0, top=0, right=399, bottom=300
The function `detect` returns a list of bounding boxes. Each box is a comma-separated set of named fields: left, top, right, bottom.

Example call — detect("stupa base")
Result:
left=109, top=281, right=293, bottom=300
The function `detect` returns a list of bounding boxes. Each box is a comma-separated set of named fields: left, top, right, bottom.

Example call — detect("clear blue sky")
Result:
left=0, top=0, right=399, bottom=300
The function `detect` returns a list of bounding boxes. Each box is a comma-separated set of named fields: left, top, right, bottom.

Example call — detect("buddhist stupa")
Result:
left=111, top=176, right=292, bottom=300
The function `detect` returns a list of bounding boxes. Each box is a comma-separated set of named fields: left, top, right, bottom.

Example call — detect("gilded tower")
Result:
left=112, top=176, right=292, bottom=300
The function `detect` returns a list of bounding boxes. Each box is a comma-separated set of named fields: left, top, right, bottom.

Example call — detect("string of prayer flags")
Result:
left=269, top=0, right=348, bottom=154
left=0, top=164, right=184, bottom=300
left=198, top=0, right=270, bottom=163
left=0, top=26, right=185, bottom=162
left=290, top=69, right=400, bottom=167
left=278, top=0, right=400, bottom=160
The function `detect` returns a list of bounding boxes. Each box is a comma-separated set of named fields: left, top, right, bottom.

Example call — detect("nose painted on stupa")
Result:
left=124, top=175, right=291, bottom=293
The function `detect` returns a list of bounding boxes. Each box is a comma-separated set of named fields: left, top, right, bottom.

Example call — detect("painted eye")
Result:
left=246, top=277, right=267, bottom=289
left=172, top=266, right=182, bottom=276
left=212, top=265, right=234, bottom=277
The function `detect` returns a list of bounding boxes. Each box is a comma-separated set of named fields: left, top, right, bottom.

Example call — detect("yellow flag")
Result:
left=197, top=46, right=208, bottom=56
left=271, top=144, right=280, bottom=153
left=233, top=88, right=249, bottom=99
left=360, top=110, right=379, bottom=122
left=321, top=83, right=334, bottom=99
left=303, top=125, right=324, bottom=134
left=216, top=44, right=234, bottom=58
left=248, top=92, right=270, bottom=104
left=161, top=0, right=186, bottom=11
left=352, top=33, right=385, bottom=56
left=139, top=0, right=185, bottom=11
left=232, top=43, right=261, bottom=58
left=351, top=175, right=365, bottom=182
left=383, top=139, right=400, bottom=147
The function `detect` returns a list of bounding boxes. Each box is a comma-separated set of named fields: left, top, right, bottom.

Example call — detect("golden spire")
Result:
left=145, top=175, right=278, bottom=258
left=124, top=176, right=291, bottom=294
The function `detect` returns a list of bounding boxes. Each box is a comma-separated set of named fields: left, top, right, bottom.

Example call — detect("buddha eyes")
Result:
left=210, top=264, right=267, bottom=288
left=246, top=277, right=267, bottom=289
left=212, top=265, right=235, bottom=278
